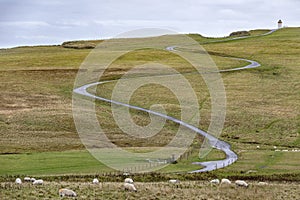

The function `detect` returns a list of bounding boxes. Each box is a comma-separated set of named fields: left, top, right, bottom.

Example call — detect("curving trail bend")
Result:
left=73, top=29, right=276, bottom=173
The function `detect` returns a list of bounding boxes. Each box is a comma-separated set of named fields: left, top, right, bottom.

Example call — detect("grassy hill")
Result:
left=0, top=28, right=299, bottom=179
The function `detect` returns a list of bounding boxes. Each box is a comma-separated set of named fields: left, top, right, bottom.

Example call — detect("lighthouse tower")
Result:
left=278, top=20, right=283, bottom=29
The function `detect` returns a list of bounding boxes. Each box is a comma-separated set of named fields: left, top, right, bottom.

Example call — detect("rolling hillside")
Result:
left=0, top=28, right=299, bottom=177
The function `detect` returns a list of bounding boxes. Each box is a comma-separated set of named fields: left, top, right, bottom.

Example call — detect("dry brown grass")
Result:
left=0, top=70, right=84, bottom=153
left=0, top=180, right=299, bottom=200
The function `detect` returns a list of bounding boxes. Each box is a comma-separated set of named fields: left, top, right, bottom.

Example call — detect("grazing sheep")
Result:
left=59, top=188, right=77, bottom=197
left=256, top=145, right=260, bottom=149
left=210, top=179, right=220, bottom=184
left=30, top=178, right=36, bottom=182
left=258, top=182, right=268, bottom=186
left=32, top=179, right=43, bottom=185
left=246, top=170, right=257, bottom=174
left=235, top=180, right=249, bottom=187
left=24, top=177, right=31, bottom=182
left=15, top=178, right=22, bottom=184
left=221, top=178, right=231, bottom=184
left=124, top=178, right=134, bottom=184
left=124, top=183, right=137, bottom=192
left=169, top=179, right=180, bottom=184
left=93, top=178, right=99, bottom=184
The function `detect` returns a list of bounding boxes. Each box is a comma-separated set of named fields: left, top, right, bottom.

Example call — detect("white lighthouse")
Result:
left=278, top=20, right=283, bottom=29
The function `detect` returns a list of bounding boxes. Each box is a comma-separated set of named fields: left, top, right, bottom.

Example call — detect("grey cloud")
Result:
left=0, top=0, right=299, bottom=48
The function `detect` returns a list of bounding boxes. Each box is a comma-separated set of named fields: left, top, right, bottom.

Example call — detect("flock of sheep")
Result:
left=209, top=178, right=269, bottom=187
left=14, top=176, right=137, bottom=197
left=256, top=145, right=300, bottom=152
left=15, top=177, right=77, bottom=197
left=210, top=178, right=248, bottom=187
left=14, top=176, right=267, bottom=197
left=15, top=177, right=43, bottom=185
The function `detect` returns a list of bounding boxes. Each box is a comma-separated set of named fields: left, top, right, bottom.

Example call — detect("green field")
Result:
left=0, top=28, right=299, bottom=183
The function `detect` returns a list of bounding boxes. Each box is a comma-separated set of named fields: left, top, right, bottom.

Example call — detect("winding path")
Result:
left=73, top=29, right=276, bottom=173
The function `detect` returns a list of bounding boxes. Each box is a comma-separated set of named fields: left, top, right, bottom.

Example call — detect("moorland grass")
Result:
left=0, top=28, right=299, bottom=178
left=0, top=180, right=299, bottom=200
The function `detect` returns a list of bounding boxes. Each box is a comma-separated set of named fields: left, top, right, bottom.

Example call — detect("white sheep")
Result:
left=93, top=178, right=99, bottom=184
left=235, top=180, right=249, bottom=187
left=15, top=178, right=22, bottom=184
left=221, top=178, right=231, bottom=184
left=169, top=179, right=180, bottom=183
left=124, top=183, right=137, bottom=192
left=32, top=179, right=43, bottom=185
left=246, top=170, right=257, bottom=174
left=124, top=178, right=134, bottom=184
left=258, top=182, right=268, bottom=186
left=24, top=177, right=31, bottom=182
left=30, top=178, right=36, bottom=182
left=210, top=179, right=220, bottom=184
left=59, top=188, right=77, bottom=197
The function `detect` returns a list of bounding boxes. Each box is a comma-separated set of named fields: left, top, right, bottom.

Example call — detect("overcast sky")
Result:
left=0, top=0, right=299, bottom=48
